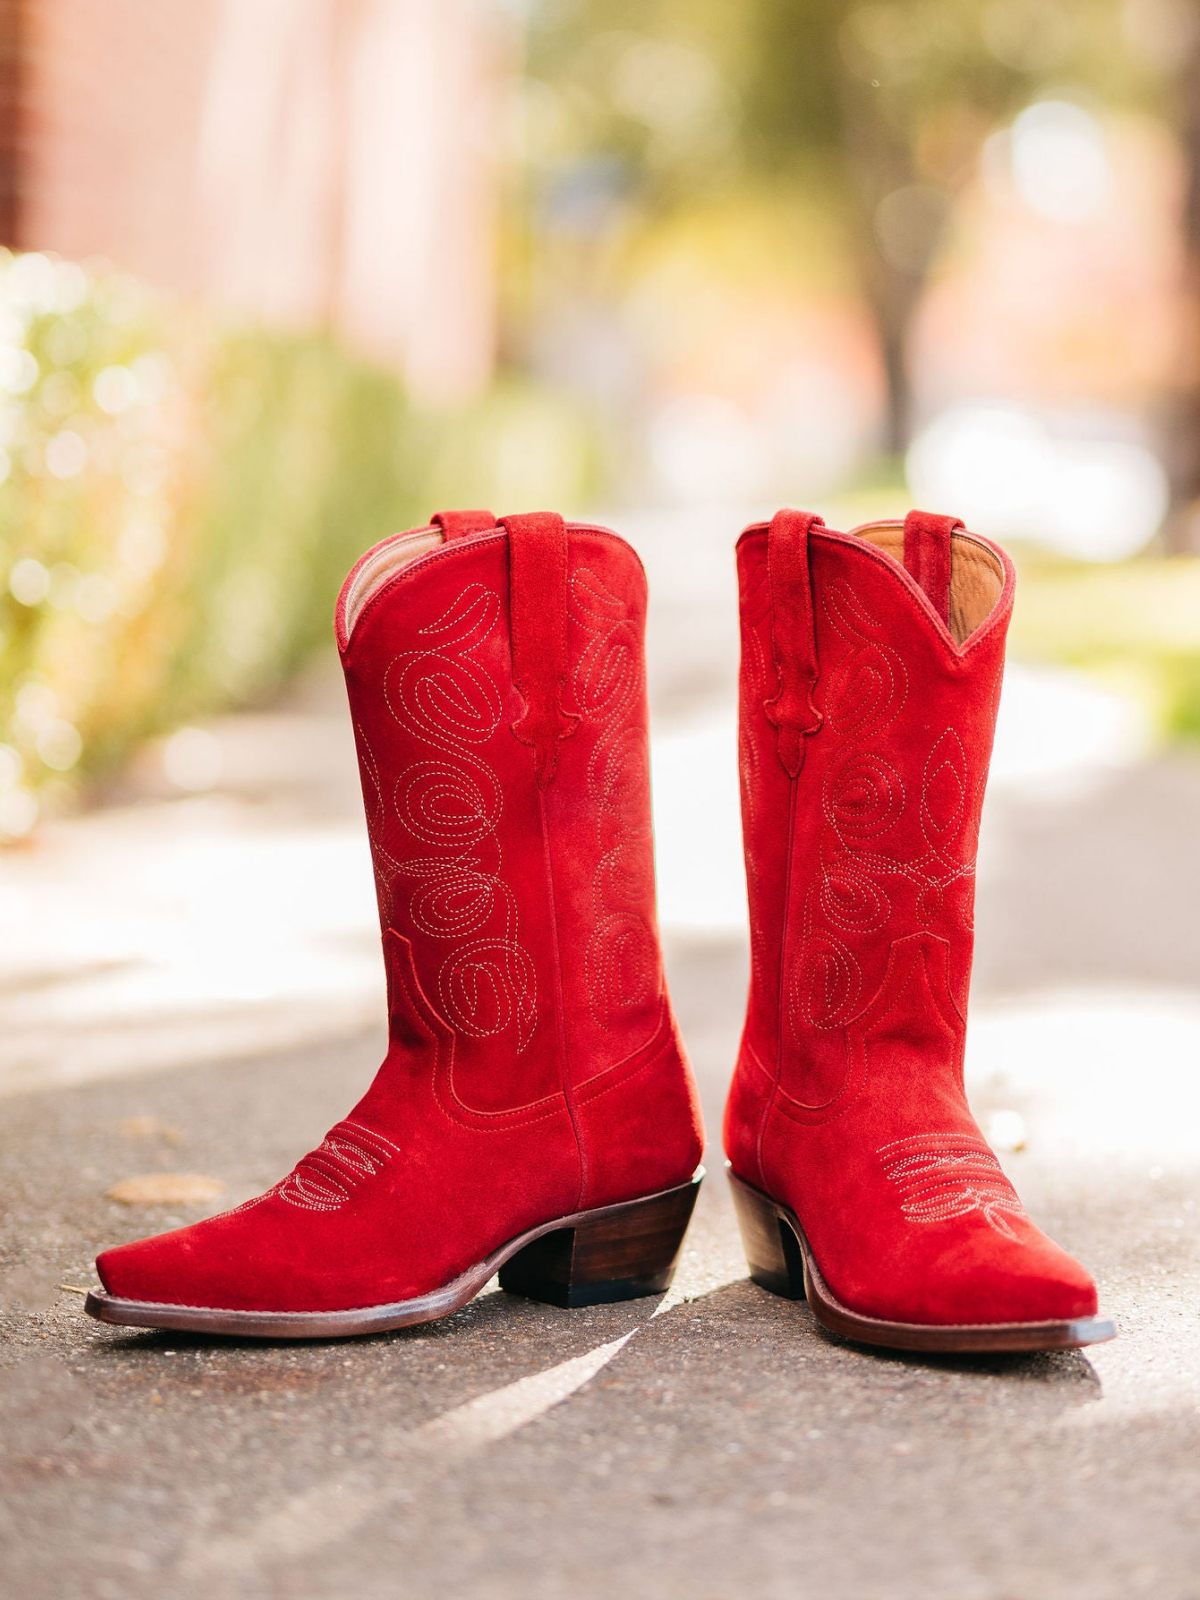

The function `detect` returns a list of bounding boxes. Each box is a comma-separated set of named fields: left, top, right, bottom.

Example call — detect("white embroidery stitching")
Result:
left=787, top=577, right=981, bottom=1041
left=570, top=567, right=658, bottom=1028
left=740, top=555, right=772, bottom=995
left=879, top=1134, right=1025, bottom=1240
left=372, top=583, right=538, bottom=1050
left=237, top=1121, right=402, bottom=1215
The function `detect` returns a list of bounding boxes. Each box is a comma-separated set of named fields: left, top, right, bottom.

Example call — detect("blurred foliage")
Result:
left=0, top=252, right=600, bottom=837
left=528, top=0, right=1138, bottom=194
left=1011, top=551, right=1200, bottom=741
left=526, top=0, right=1149, bottom=445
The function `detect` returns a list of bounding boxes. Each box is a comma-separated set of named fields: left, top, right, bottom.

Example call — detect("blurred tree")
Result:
left=528, top=0, right=1134, bottom=453
left=1149, top=0, right=1200, bottom=549
left=736, top=0, right=1132, bottom=454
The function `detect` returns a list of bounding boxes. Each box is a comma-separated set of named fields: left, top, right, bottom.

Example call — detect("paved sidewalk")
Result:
left=2, top=511, right=1199, bottom=1599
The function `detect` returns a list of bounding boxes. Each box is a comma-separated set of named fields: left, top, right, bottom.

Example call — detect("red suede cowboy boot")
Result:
left=724, top=508, right=1114, bottom=1352
left=88, top=510, right=704, bottom=1338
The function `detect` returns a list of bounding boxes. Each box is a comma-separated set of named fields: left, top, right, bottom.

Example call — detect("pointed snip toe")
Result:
left=728, top=1170, right=1113, bottom=1353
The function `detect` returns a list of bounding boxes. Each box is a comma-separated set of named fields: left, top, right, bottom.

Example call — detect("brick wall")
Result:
left=3, top=0, right=505, bottom=401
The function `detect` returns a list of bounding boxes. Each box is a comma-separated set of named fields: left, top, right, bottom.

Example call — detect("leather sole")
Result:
left=84, top=1171, right=703, bottom=1340
left=727, top=1167, right=1116, bottom=1354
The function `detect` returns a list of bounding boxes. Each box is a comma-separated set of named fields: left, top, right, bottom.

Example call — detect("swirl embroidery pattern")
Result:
left=879, top=1133, right=1025, bottom=1240
left=789, top=576, right=977, bottom=1044
left=739, top=553, right=774, bottom=1000
left=570, top=566, right=659, bottom=1028
left=375, top=583, right=538, bottom=1051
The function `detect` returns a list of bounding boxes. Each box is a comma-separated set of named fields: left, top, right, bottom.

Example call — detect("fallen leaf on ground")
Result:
left=119, top=1116, right=183, bottom=1144
left=107, top=1174, right=225, bottom=1207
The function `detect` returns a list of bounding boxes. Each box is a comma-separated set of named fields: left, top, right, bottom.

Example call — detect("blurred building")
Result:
left=0, top=0, right=508, bottom=401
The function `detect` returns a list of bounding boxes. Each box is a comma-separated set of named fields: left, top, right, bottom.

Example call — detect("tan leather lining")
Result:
left=850, top=522, right=1004, bottom=643
left=343, top=516, right=1004, bottom=645
left=343, top=526, right=444, bottom=637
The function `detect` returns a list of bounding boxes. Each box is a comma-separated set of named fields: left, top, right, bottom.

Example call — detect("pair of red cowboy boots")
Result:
left=87, top=508, right=1113, bottom=1353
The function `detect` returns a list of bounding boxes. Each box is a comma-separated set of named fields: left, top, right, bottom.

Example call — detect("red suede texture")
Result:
left=432, top=508, right=497, bottom=541
left=502, top=511, right=581, bottom=786
left=724, top=509, right=1099, bottom=1328
left=763, top=508, right=824, bottom=776
left=903, top=509, right=959, bottom=624
left=97, top=517, right=703, bottom=1313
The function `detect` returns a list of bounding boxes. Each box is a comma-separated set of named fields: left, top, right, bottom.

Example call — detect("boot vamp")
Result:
left=96, top=1113, right=580, bottom=1314
left=763, top=1110, right=1098, bottom=1327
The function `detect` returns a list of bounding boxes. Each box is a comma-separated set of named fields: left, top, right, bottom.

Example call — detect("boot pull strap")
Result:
left=765, top=508, right=825, bottom=778
left=903, top=509, right=962, bottom=625
left=432, top=508, right=496, bottom=542
left=500, top=511, right=580, bottom=788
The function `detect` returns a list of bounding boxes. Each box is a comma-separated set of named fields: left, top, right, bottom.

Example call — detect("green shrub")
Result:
left=1008, top=549, right=1200, bottom=744
left=0, top=253, right=601, bottom=837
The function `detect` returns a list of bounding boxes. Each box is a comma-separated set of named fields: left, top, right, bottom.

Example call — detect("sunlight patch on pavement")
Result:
left=989, top=662, right=1151, bottom=801
left=650, top=662, right=1152, bottom=936
left=651, top=715, right=745, bottom=935
left=967, top=988, right=1200, bottom=1165
left=404, top=1332, right=635, bottom=1457
left=182, top=1333, right=636, bottom=1574
left=0, top=801, right=382, bottom=1095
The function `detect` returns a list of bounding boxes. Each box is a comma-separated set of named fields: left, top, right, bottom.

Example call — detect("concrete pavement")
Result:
left=2, top=508, right=1198, bottom=1599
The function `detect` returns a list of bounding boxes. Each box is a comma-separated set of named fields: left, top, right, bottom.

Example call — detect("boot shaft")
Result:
left=735, top=510, right=1014, bottom=1101
left=336, top=513, right=670, bottom=1120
